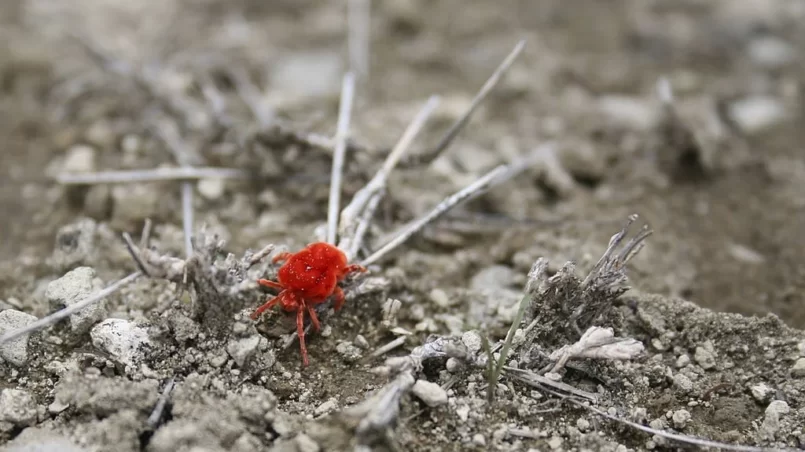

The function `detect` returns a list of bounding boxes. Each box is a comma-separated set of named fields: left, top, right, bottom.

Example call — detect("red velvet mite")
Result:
left=251, top=242, right=367, bottom=366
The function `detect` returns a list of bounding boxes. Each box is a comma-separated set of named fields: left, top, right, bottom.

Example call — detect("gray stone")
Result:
left=0, top=389, right=38, bottom=427
left=90, top=319, right=152, bottom=368
left=0, top=309, right=38, bottom=366
left=45, top=266, right=106, bottom=336
left=412, top=379, right=447, bottom=407
left=226, top=335, right=261, bottom=367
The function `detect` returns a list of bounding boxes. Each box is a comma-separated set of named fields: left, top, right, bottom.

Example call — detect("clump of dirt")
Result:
left=2, top=0, right=805, bottom=451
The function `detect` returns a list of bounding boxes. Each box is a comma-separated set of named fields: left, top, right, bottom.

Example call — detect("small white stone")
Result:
left=694, top=343, right=717, bottom=370
left=314, top=398, right=337, bottom=416
left=791, top=357, right=805, bottom=377
left=455, top=404, right=470, bottom=422
left=461, top=331, right=482, bottom=354
left=547, top=435, right=563, bottom=450
left=576, top=418, right=591, bottom=432
left=728, top=96, right=786, bottom=134
left=62, top=145, right=96, bottom=174
left=353, top=334, right=370, bottom=350
left=0, top=389, right=38, bottom=426
left=675, top=354, right=691, bottom=368
left=429, top=288, right=451, bottom=308
left=751, top=383, right=774, bottom=401
left=90, top=318, right=152, bottom=367
left=673, top=373, right=694, bottom=393
left=226, top=335, right=261, bottom=367
left=412, top=379, right=448, bottom=407
left=197, top=178, right=226, bottom=200
left=0, top=310, right=38, bottom=366
left=597, top=95, right=659, bottom=130
left=748, top=36, right=796, bottom=70
left=472, top=433, right=486, bottom=446
left=762, top=400, right=790, bottom=437
left=671, top=409, right=691, bottom=429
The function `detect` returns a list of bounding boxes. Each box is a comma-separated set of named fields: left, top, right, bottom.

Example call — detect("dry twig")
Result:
left=361, top=164, right=506, bottom=266
left=402, top=39, right=526, bottom=167
left=327, top=73, right=357, bottom=244
left=56, top=167, right=247, bottom=185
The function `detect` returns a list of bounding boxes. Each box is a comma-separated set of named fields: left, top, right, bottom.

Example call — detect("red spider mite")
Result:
left=250, top=242, right=367, bottom=366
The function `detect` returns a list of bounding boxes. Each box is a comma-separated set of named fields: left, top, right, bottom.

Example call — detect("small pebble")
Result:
left=672, top=409, right=691, bottom=429
left=62, top=145, right=96, bottom=173
left=694, top=343, right=717, bottom=370
left=335, top=341, right=362, bottom=362
left=547, top=435, right=563, bottom=450
left=751, top=383, right=774, bottom=401
left=91, top=319, right=152, bottom=368
left=197, top=178, right=225, bottom=200
left=672, top=373, right=693, bottom=393
left=412, top=380, right=448, bottom=407
left=0, top=389, right=38, bottom=427
left=472, top=433, right=486, bottom=446
left=226, top=335, right=261, bottom=367
left=353, top=334, right=370, bottom=350
left=791, top=357, right=805, bottom=378
left=728, top=96, right=786, bottom=134
left=0, top=309, right=38, bottom=366
left=576, top=418, right=591, bottom=432
left=455, top=405, right=470, bottom=422
left=762, top=400, right=790, bottom=437
left=470, top=265, right=516, bottom=291
left=461, top=331, right=482, bottom=354
left=596, top=95, right=659, bottom=130
left=675, top=354, right=691, bottom=368
left=45, top=266, right=106, bottom=336
left=314, top=399, right=337, bottom=416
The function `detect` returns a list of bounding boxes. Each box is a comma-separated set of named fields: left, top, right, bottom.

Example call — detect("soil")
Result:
left=1, top=1, right=805, bottom=451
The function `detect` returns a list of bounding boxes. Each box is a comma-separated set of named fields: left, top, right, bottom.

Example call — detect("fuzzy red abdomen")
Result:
left=277, top=248, right=340, bottom=301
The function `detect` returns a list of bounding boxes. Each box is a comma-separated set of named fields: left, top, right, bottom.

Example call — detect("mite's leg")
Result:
left=272, top=251, right=293, bottom=264
left=296, top=307, right=310, bottom=367
left=257, top=279, right=284, bottom=291
left=332, top=287, right=346, bottom=312
left=307, top=304, right=321, bottom=332
left=343, top=264, right=367, bottom=276
left=250, top=293, right=282, bottom=320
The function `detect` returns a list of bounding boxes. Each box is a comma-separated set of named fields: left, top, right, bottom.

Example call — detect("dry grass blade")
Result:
left=180, top=183, right=194, bottom=258
left=404, top=39, right=526, bottom=166
left=0, top=272, right=142, bottom=345
left=360, top=164, right=506, bottom=266
left=338, top=95, right=441, bottom=256
left=327, top=72, right=357, bottom=244
left=56, top=167, right=247, bottom=185
left=368, top=336, right=406, bottom=359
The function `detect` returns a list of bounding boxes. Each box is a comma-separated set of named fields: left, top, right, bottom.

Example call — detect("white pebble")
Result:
left=0, top=389, right=38, bottom=427
left=412, top=379, right=448, bottom=407
left=728, top=96, right=786, bottom=134
left=226, top=335, right=261, bottom=368
left=672, top=409, right=691, bottom=429
left=314, top=399, right=338, bottom=416
left=90, top=319, right=152, bottom=368
left=0, top=309, right=38, bottom=366
left=791, top=358, right=805, bottom=377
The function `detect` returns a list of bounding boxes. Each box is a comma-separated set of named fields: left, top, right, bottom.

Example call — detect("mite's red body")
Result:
left=251, top=242, right=366, bottom=366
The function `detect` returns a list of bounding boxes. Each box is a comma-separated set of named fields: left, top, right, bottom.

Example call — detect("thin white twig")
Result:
left=247, top=244, right=276, bottom=268
left=0, top=272, right=142, bottom=345
left=339, top=95, right=440, bottom=254
left=415, top=39, right=526, bottom=165
left=361, top=165, right=506, bottom=267
left=348, top=190, right=382, bottom=260
left=56, top=167, right=247, bottom=185
left=348, top=0, right=371, bottom=80
left=327, top=72, right=357, bottom=244
left=147, top=377, right=176, bottom=428
left=181, top=183, right=194, bottom=258
left=369, top=336, right=406, bottom=358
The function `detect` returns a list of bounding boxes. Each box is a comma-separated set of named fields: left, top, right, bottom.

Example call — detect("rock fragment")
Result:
left=0, top=389, right=38, bottom=427
left=226, top=335, right=261, bottom=368
left=90, top=318, right=152, bottom=367
left=791, top=357, right=805, bottom=378
left=0, top=309, right=38, bottom=366
left=412, top=379, right=447, bottom=407
left=45, top=266, right=106, bottom=337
